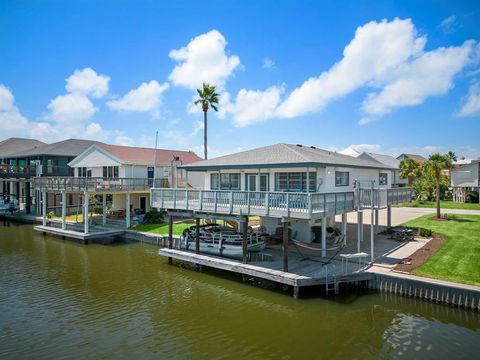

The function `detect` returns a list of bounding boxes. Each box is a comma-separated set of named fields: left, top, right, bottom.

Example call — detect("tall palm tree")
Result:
left=194, top=83, right=219, bottom=160
left=424, top=153, right=453, bottom=218
left=399, top=158, right=421, bottom=185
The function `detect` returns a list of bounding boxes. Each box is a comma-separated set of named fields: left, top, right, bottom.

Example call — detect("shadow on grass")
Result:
left=427, top=216, right=476, bottom=223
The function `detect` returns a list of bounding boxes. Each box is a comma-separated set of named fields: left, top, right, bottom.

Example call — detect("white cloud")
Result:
left=168, top=30, right=240, bottom=89
left=107, top=80, right=169, bottom=116
left=114, top=134, right=136, bottom=146
left=276, top=18, right=427, bottom=118
left=263, top=57, right=276, bottom=69
left=0, top=84, right=30, bottom=138
left=229, top=86, right=284, bottom=127
left=439, top=15, right=457, bottom=34
left=458, top=80, right=480, bottom=117
left=47, top=93, right=97, bottom=122
left=362, top=40, right=476, bottom=116
left=65, top=67, right=110, bottom=98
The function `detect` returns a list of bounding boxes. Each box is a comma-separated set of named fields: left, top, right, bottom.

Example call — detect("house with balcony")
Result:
left=152, top=143, right=411, bottom=245
left=451, top=160, right=480, bottom=202
left=35, top=143, right=203, bottom=235
left=0, top=137, right=98, bottom=213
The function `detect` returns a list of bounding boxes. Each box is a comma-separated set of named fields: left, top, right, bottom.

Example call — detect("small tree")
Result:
left=399, top=158, right=421, bottom=186
left=423, top=153, right=453, bottom=218
left=194, top=83, right=219, bottom=160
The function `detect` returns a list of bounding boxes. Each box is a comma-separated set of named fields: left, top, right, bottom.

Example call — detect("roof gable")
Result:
left=68, top=144, right=123, bottom=167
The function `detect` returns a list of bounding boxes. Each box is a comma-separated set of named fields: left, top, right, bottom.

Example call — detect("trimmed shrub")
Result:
left=143, top=209, right=165, bottom=224
left=419, top=228, right=433, bottom=237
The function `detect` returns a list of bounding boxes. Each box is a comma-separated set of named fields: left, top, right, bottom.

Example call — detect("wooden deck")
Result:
left=34, top=225, right=125, bottom=241
left=159, top=247, right=374, bottom=288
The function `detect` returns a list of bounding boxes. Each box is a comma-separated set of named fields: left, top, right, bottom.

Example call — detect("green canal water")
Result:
left=1, top=221, right=479, bottom=359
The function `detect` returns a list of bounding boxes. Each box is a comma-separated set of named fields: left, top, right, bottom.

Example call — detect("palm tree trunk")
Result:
left=203, top=110, right=208, bottom=160
left=436, top=177, right=441, bottom=218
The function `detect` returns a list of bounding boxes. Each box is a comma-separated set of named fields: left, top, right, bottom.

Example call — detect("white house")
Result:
left=356, top=152, right=406, bottom=186
left=178, top=143, right=398, bottom=242
left=451, top=160, right=480, bottom=202
left=68, top=143, right=203, bottom=213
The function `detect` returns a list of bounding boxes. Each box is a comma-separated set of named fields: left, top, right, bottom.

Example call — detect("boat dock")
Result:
left=34, top=225, right=125, bottom=243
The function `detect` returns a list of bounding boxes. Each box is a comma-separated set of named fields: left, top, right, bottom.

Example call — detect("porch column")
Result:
left=195, top=217, right=200, bottom=254
left=42, top=189, right=47, bottom=226
left=387, top=205, right=392, bottom=228
left=126, top=193, right=131, bottom=228
left=83, top=190, right=89, bottom=234
left=242, top=217, right=249, bottom=264
left=370, top=210, right=375, bottom=262
left=102, top=194, right=107, bottom=226
left=61, top=190, right=66, bottom=230
left=256, top=169, right=261, bottom=191
left=341, top=212, right=347, bottom=246
left=282, top=220, right=289, bottom=271
left=321, top=217, right=327, bottom=257
left=168, top=215, right=173, bottom=264
left=357, top=211, right=363, bottom=252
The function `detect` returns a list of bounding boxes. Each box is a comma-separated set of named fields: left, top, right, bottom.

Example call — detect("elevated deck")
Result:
left=358, top=187, right=413, bottom=209
left=151, top=188, right=355, bottom=220
left=35, top=177, right=168, bottom=193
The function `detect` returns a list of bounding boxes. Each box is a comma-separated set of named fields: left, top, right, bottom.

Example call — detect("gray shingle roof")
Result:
left=357, top=152, right=400, bottom=169
left=397, top=153, right=426, bottom=163
left=8, top=139, right=102, bottom=157
left=0, top=138, right=46, bottom=158
left=182, top=143, right=396, bottom=170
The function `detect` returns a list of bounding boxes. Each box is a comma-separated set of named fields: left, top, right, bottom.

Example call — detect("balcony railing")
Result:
left=358, top=187, right=413, bottom=209
left=35, top=177, right=169, bottom=192
left=0, top=164, right=72, bottom=177
left=151, top=188, right=355, bottom=219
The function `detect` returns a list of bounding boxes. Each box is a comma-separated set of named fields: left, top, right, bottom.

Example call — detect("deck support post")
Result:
left=293, top=286, right=300, bottom=299
left=321, top=217, right=327, bottom=257
left=242, top=217, right=249, bottom=264
left=341, top=212, right=347, bottom=246
left=168, top=215, right=173, bottom=264
left=374, top=209, right=379, bottom=234
left=370, top=210, right=375, bottom=263
left=42, top=189, right=47, bottom=226
left=25, top=181, right=31, bottom=214
left=387, top=205, right=392, bottom=228
left=83, top=190, right=89, bottom=234
left=126, top=193, right=131, bottom=228
left=61, top=190, right=66, bottom=230
left=357, top=211, right=363, bottom=252
left=195, top=217, right=200, bottom=254
left=102, top=194, right=107, bottom=226
left=282, top=220, right=289, bottom=272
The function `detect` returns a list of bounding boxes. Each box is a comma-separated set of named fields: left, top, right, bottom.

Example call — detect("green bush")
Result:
left=419, top=228, right=433, bottom=237
left=143, top=209, right=165, bottom=224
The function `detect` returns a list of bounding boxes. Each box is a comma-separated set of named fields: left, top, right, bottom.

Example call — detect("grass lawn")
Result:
left=399, top=200, right=480, bottom=210
left=403, top=214, right=480, bottom=286
left=133, top=222, right=194, bottom=236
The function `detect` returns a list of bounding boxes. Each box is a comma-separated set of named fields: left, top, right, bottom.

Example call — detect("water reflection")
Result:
left=0, top=222, right=479, bottom=359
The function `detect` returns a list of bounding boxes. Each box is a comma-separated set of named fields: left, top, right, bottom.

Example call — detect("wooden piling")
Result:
left=195, top=217, right=200, bottom=254
left=168, top=215, right=173, bottom=264
left=283, top=221, right=289, bottom=272
left=242, top=217, right=248, bottom=264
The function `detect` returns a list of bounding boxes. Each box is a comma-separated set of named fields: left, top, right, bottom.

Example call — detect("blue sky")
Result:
left=1, top=0, right=479, bottom=159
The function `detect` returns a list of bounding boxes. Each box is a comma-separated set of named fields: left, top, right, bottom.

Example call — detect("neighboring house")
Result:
left=67, top=143, right=203, bottom=213
left=396, top=153, right=426, bottom=163
left=451, top=160, right=480, bottom=202
left=176, top=143, right=398, bottom=242
left=0, top=138, right=98, bottom=213
left=357, top=152, right=406, bottom=186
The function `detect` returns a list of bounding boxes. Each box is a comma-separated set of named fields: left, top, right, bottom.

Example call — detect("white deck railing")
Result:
left=358, top=187, right=413, bottom=209
left=151, top=188, right=355, bottom=219
left=35, top=177, right=168, bottom=192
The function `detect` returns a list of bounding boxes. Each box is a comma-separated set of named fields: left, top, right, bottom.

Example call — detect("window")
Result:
left=210, top=173, right=240, bottom=190
left=78, top=167, right=87, bottom=177
left=274, top=172, right=316, bottom=192
left=379, top=173, right=388, bottom=185
left=335, top=171, right=349, bottom=187
left=103, top=166, right=119, bottom=178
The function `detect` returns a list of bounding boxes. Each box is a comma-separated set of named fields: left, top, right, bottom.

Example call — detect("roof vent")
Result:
left=296, top=144, right=303, bottom=147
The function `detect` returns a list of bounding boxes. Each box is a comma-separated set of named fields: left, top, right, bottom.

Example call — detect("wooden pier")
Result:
left=34, top=225, right=125, bottom=243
